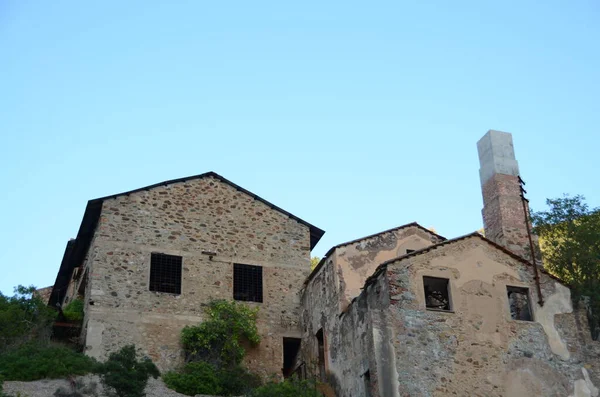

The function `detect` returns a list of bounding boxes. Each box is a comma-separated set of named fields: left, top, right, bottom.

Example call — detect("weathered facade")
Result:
left=298, top=130, right=599, bottom=396
left=50, top=173, right=324, bottom=375
left=49, top=130, right=599, bottom=396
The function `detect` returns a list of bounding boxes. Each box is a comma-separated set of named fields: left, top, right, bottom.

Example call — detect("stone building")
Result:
left=49, top=130, right=599, bottom=396
left=298, top=131, right=599, bottom=396
left=49, top=172, right=324, bottom=376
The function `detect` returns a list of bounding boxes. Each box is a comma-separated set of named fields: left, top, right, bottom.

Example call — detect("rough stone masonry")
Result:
left=49, top=130, right=599, bottom=396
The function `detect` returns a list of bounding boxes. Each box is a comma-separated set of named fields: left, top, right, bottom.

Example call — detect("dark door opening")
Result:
left=282, top=337, right=301, bottom=378
left=316, top=329, right=326, bottom=380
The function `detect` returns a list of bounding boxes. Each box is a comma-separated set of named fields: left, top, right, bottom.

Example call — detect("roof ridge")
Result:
left=305, top=222, right=446, bottom=285
left=363, top=231, right=565, bottom=289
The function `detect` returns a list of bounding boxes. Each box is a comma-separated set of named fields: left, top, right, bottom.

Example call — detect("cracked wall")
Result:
left=386, top=236, right=599, bottom=397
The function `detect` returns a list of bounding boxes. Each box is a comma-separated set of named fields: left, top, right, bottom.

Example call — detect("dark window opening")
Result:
left=316, top=329, right=326, bottom=381
left=406, top=249, right=415, bottom=254
left=363, top=370, right=372, bottom=397
left=282, top=337, right=302, bottom=378
left=507, top=286, right=533, bottom=321
left=423, top=276, right=451, bottom=311
left=149, top=253, right=182, bottom=294
left=233, top=263, right=263, bottom=303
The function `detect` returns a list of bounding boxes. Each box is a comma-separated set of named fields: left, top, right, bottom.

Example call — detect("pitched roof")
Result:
left=49, top=172, right=325, bottom=306
left=306, top=222, right=446, bottom=285
left=362, top=232, right=564, bottom=289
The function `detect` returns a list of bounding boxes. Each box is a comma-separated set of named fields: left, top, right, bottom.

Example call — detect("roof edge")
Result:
left=363, top=232, right=566, bottom=290
left=305, top=222, right=445, bottom=285
left=90, top=171, right=324, bottom=249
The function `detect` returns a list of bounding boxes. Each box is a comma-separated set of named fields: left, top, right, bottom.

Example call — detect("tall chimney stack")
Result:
left=477, top=130, right=537, bottom=261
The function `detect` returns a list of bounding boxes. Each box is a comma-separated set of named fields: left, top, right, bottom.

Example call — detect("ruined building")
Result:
left=50, top=131, right=599, bottom=396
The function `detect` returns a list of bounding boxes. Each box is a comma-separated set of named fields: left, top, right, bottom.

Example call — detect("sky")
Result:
left=1, top=0, right=599, bottom=295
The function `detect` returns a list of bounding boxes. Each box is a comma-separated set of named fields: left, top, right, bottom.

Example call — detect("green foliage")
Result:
left=162, top=362, right=222, bottom=396
left=532, top=195, right=600, bottom=339
left=62, top=299, right=84, bottom=322
left=181, top=300, right=260, bottom=367
left=163, top=363, right=262, bottom=397
left=0, top=286, right=56, bottom=352
left=310, top=257, right=320, bottom=271
left=248, top=377, right=321, bottom=397
left=97, top=345, right=159, bottom=397
left=217, top=364, right=262, bottom=396
left=0, top=343, right=98, bottom=381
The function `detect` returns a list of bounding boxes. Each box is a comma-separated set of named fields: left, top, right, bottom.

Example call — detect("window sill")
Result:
left=426, top=308, right=454, bottom=313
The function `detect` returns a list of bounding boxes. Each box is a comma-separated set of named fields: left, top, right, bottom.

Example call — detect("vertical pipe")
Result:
left=519, top=179, right=544, bottom=306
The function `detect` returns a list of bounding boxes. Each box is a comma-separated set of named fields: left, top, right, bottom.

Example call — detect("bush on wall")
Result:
left=180, top=300, right=260, bottom=368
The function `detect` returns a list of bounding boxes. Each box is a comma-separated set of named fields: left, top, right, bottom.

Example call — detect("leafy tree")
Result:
left=532, top=195, right=600, bottom=339
left=310, top=257, right=320, bottom=271
left=97, top=345, right=159, bottom=397
left=180, top=300, right=260, bottom=368
left=0, top=286, right=56, bottom=353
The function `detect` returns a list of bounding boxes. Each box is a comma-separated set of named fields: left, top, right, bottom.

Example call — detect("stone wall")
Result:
left=74, top=176, right=313, bottom=375
left=385, top=236, right=599, bottom=397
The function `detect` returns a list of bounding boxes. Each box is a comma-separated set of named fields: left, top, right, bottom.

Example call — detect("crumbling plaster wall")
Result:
left=300, top=259, right=397, bottom=397
left=385, top=236, right=599, bottom=397
left=334, top=226, right=443, bottom=311
left=78, top=176, right=311, bottom=374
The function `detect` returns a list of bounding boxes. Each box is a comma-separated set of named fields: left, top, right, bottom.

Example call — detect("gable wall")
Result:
left=334, top=226, right=443, bottom=311
left=385, top=237, right=599, bottom=397
left=80, top=176, right=312, bottom=374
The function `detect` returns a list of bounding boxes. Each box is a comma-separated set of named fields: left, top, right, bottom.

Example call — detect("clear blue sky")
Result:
left=1, top=1, right=598, bottom=295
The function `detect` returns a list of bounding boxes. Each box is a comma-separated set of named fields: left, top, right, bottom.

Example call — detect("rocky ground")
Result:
left=4, top=376, right=220, bottom=397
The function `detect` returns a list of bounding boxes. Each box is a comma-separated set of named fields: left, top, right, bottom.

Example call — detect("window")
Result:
left=233, top=263, right=263, bottom=302
left=149, top=253, right=182, bottom=294
left=406, top=249, right=415, bottom=254
left=507, top=286, right=533, bottom=321
left=423, top=276, right=451, bottom=311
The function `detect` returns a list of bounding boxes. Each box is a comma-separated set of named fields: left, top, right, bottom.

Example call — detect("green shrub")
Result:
left=163, top=362, right=262, bottom=397
left=0, top=286, right=56, bottom=352
left=62, top=299, right=84, bottom=322
left=218, top=365, right=262, bottom=396
left=162, top=362, right=221, bottom=396
left=181, top=300, right=260, bottom=367
left=0, top=343, right=98, bottom=381
left=248, top=377, right=321, bottom=397
left=97, top=345, right=159, bottom=397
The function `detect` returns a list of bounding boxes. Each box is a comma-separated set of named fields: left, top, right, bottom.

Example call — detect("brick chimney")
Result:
left=477, top=130, right=538, bottom=261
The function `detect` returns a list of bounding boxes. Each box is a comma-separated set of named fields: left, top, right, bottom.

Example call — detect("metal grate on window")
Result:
left=233, top=263, right=263, bottom=303
left=149, top=253, right=182, bottom=294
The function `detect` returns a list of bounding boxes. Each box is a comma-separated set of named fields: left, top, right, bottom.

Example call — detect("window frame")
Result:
left=233, top=263, right=263, bottom=303
left=149, top=252, right=183, bottom=295
left=422, top=276, right=453, bottom=312
left=506, top=285, right=534, bottom=322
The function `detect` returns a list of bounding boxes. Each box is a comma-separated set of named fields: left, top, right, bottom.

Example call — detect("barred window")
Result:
left=149, top=253, right=182, bottom=294
left=233, top=263, right=263, bottom=303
